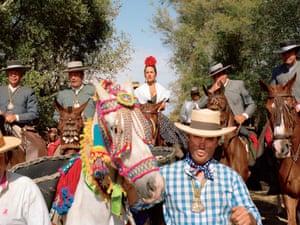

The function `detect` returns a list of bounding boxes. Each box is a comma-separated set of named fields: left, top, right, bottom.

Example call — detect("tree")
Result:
left=0, top=0, right=132, bottom=130
left=153, top=0, right=300, bottom=131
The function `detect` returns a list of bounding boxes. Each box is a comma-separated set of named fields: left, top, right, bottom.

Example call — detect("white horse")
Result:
left=51, top=78, right=165, bottom=225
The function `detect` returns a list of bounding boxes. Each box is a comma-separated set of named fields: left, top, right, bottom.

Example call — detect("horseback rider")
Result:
left=180, top=86, right=201, bottom=125
left=50, top=60, right=96, bottom=156
left=199, top=62, right=259, bottom=151
left=0, top=60, right=39, bottom=138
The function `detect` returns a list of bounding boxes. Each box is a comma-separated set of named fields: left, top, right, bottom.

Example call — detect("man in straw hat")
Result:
left=0, top=60, right=39, bottom=136
left=0, top=131, right=51, bottom=224
left=198, top=62, right=258, bottom=151
left=270, top=39, right=300, bottom=112
left=158, top=109, right=262, bottom=225
left=53, top=60, right=95, bottom=123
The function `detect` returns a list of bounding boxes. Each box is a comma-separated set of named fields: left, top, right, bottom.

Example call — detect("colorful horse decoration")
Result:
left=260, top=75, right=300, bottom=225
left=50, top=78, right=165, bottom=225
left=204, top=84, right=250, bottom=182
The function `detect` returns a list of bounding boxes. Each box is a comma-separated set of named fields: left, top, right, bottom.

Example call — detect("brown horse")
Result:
left=260, top=75, right=300, bottom=225
left=140, top=100, right=188, bottom=159
left=52, top=99, right=89, bottom=155
left=0, top=115, right=47, bottom=168
left=204, top=84, right=250, bottom=182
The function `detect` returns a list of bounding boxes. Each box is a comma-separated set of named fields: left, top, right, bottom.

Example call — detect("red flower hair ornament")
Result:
left=144, top=56, right=157, bottom=66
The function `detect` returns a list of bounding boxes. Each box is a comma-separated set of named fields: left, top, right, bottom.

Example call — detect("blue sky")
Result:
left=115, top=0, right=176, bottom=93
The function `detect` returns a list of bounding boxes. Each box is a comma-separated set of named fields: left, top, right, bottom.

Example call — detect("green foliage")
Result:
left=0, top=0, right=132, bottom=131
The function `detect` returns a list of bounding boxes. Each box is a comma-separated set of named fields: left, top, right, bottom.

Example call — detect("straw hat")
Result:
left=273, top=40, right=300, bottom=54
left=0, top=60, right=30, bottom=72
left=175, top=109, right=236, bottom=137
left=209, top=63, right=231, bottom=77
left=0, top=131, right=21, bottom=153
left=63, top=61, right=89, bottom=72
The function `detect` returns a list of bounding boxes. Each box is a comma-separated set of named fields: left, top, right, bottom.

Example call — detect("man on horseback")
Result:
left=0, top=60, right=39, bottom=137
left=50, top=60, right=96, bottom=156
left=180, top=86, right=201, bottom=125
left=199, top=62, right=259, bottom=151
left=53, top=60, right=96, bottom=123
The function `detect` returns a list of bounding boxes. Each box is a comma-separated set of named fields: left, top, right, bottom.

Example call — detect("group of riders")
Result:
left=0, top=39, right=300, bottom=224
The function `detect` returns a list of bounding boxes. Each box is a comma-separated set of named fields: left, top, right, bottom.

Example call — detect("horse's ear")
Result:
left=203, top=85, right=209, bottom=96
left=283, top=73, right=297, bottom=91
left=92, top=77, right=111, bottom=101
left=55, top=99, right=65, bottom=112
left=259, top=80, right=272, bottom=93
left=74, top=100, right=89, bottom=114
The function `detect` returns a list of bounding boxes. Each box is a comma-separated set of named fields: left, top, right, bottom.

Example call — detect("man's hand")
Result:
left=234, top=114, right=246, bottom=125
left=230, top=206, right=257, bottom=225
left=5, top=113, right=17, bottom=123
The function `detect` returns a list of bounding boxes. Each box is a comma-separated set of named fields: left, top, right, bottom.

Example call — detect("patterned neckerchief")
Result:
left=185, top=153, right=214, bottom=180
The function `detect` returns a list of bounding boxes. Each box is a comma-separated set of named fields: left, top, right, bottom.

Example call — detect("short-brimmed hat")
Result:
left=175, top=109, right=236, bottom=137
left=273, top=40, right=300, bottom=54
left=0, top=131, right=21, bottom=153
left=190, top=86, right=200, bottom=95
left=0, top=60, right=30, bottom=72
left=63, top=61, right=89, bottom=73
left=209, top=63, right=231, bottom=77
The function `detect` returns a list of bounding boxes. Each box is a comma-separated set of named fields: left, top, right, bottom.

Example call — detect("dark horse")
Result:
left=204, top=84, right=250, bottom=182
left=140, top=100, right=188, bottom=159
left=0, top=115, right=47, bottom=168
left=260, top=75, right=300, bottom=225
left=52, top=99, right=89, bottom=156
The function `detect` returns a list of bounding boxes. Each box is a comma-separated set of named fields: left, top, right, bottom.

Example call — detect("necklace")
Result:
left=191, top=177, right=207, bottom=213
left=7, top=86, right=21, bottom=110
left=72, top=86, right=84, bottom=108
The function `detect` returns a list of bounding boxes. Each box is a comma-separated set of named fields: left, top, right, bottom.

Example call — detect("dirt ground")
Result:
left=249, top=182, right=288, bottom=225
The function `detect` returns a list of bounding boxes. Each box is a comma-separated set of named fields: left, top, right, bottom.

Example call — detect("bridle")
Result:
left=96, top=82, right=158, bottom=183
left=267, top=93, right=300, bottom=162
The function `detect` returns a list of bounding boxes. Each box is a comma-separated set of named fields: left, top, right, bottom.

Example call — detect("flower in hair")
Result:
left=144, top=56, right=157, bottom=66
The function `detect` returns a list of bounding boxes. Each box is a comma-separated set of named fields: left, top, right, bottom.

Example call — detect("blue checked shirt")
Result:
left=160, top=159, right=262, bottom=225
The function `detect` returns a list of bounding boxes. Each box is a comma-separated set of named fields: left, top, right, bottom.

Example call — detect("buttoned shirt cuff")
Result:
left=242, top=113, right=249, bottom=119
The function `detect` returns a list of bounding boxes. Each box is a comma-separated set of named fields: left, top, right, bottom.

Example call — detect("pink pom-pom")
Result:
left=144, top=56, right=157, bottom=66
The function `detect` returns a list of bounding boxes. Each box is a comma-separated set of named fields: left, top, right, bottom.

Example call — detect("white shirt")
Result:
left=134, top=82, right=170, bottom=104
left=0, top=172, right=51, bottom=225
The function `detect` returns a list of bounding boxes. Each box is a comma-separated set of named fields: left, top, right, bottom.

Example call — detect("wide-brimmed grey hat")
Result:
left=209, top=63, right=231, bottom=77
left=63, top=61, right=89, bottom=72
left=0, top=60, right=30, bottom=72
left=273, top=40, right=300, bottom=54
left=190, top=86, right=200, bottom=95
left=175, top=109, right=236, bottom=137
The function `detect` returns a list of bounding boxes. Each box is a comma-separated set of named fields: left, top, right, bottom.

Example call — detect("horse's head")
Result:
left=92, top=78, right=164, bottom=203
left=55, top=99, right=89, bottom=154
left=260, top=74, right=298, bottom=158
left=204, top=83, right=230, bottom=127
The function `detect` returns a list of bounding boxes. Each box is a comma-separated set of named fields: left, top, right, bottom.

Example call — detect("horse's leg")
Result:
left=283, top=194, right=298, bottom=225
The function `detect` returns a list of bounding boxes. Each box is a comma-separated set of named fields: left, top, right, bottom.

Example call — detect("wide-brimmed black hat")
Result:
left=273, top=40, right=300, bottom=54
left=63, top=61, right=89, bottom=73
left=0, top=60, right=30, bottom=72
left=209, top=63, right=231, bottom=77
